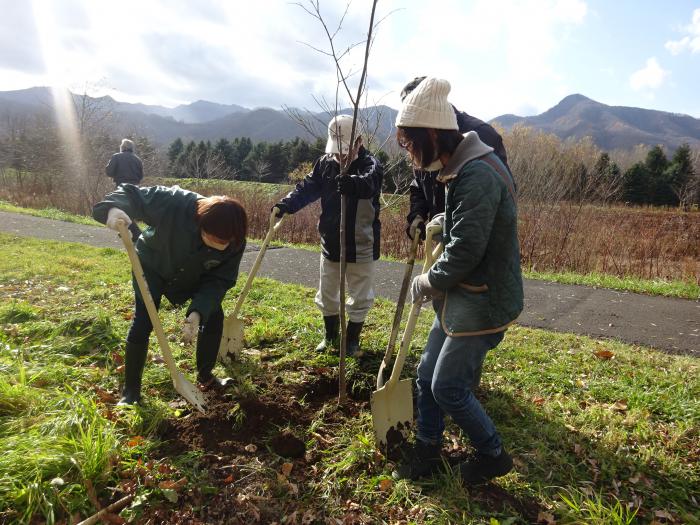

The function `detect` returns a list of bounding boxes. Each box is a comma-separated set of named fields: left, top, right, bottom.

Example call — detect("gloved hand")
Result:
left=426, top=212, right=445, bottom=243
left=410, top=273, right=444, bottom=304
left=106, top=208, right=132, bottom=231
left=272, top=203, right=289, bottom=218
left=407, top=215, right=426, bottom=240
left=337, top=174, right=357, bottom=195
left=182, top=311, right=201, bottom=345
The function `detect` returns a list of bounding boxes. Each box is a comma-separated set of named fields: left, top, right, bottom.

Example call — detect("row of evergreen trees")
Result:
left=166, top=136, right=328, bottom=183
left=165, top=135, right=697, bottom=206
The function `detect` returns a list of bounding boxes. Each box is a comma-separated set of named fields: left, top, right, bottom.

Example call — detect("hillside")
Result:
left=491, top=94, right=700, bottom=151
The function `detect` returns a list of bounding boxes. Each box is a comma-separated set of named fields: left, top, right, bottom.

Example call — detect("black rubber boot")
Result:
left=315, top=315, right=340, bottom=352
left=195, top=308, right=232, bottom=390
left=346, top=320, right=364, bottom=356
left=459, top=449, right=513, bottom=485
left=392, top=440, right=443, bottom=480
left=118, top=341, right=148, bottom=405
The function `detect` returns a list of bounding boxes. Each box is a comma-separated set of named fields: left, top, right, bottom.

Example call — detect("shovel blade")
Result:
left=172, top=372, right=206, bottom=414
left=218, top=317, right=244, bottom=364
left=371, top=378, right=413, bottom=456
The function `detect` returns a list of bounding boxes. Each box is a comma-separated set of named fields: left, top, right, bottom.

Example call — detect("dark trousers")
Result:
left=126, top=292, right=224, bottom=378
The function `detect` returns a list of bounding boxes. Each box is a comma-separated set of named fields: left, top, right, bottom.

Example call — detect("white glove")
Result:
left=408, top=215, right=425, bottom=240
left=410, top=273, right=444, bottom=304
left=182, top=311, right=201, bottom=345
left=106, top=208, right=132, bottom=231
left=426, top=213, right=445, bottom=243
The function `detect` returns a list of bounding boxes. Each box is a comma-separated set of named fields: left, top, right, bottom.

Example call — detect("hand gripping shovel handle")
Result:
left=376, top=231, right=421, bottom=389
left=228, top=210, right=285, bottom=320
left=383, top=223, right=443, bottom=391
left=116, top=220, right=205, bottom=413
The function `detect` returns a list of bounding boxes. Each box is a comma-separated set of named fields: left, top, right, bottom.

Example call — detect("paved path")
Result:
left=1, top=210, right=698, bottom=356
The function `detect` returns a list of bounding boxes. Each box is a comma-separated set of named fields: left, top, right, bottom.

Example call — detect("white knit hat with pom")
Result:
left=395, top=77, right=458, bottom=130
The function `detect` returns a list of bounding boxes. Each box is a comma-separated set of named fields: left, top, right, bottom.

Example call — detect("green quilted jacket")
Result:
left=427, top=132, right=524, bottom=335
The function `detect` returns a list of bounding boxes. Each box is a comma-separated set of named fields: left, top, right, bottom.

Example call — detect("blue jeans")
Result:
left=416, top=315, right=504, bottom=455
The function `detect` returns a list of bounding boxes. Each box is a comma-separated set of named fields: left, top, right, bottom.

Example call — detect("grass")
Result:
left=0, top=233, right=698, bottom=524
left=1, top=201, right=698, bottom=299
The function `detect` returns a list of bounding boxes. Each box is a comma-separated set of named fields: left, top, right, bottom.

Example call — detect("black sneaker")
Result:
left=197, top=372, right=233, bottom=390
left=459, top=449, right=513, bottom=485
left=392, top=440, right=443, bottom=481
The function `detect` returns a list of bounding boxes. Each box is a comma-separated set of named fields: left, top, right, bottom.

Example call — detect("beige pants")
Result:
left=314, top=256, right=375, bottom=323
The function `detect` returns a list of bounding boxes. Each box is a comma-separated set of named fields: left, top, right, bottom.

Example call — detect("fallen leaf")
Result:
left=654, top=510, right=674, bottom=521
left=629, top=474, right=640, bottom=483
left=573, top=444, right=582, bottom=455
left=281, top=462, right=294, bottom=477
left=611, top=400, right=628, bottom=412
left=532, top=396, right=545, bottom=406
left=111, top=352, right=124, bottom=365
left=115, top=365, right=125, bottom=374
left=161, top=488, right=178, bottom=503
left=378, top=479, right=393, bottom=492
left=127, top=436, right=144, bottom=448
left=244, top=444, right=258, bottom=453
left=593, top=349, right=614, bottom=360
left=158, top=477, right=187, bottom=491
left=223, top=474, right=235, bottom=484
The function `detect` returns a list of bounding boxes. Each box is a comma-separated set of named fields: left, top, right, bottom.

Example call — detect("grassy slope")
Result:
left=1, top=200, right=698, bottom=300
left=0, top=233, right=698, bottom=524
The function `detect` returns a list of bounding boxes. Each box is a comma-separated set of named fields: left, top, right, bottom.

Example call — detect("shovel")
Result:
left=116, top=220, right=206, bottom=413
left=219, top=209, right=285, bottom=363
left=376, top=230, right=421, bottom=390
left=371, top=223, right=443, bottom=452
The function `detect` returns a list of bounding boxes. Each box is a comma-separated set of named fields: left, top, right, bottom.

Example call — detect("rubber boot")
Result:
left=346, top=320, right=364, bottom=356
left=128, top=222, right=143, bottom=243
left=315, top=315, right=340, bottom=352
left=195, top=308, right=232, bottom=389
left=118, top=341, right=148, bottom=405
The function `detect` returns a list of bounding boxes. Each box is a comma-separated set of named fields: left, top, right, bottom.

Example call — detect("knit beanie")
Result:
left=395, top=77, right=458, bottom=130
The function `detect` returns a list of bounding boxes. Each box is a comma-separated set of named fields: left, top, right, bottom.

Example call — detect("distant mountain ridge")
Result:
left=491, top=94, right=700, bottom=151
left=1, top=87, right=699, bottom=152
left=0, top=86, right=398, bottom=146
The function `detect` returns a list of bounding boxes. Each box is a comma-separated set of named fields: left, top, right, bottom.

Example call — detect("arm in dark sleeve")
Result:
left=277, top=158, right=324, bottom=213
left=407, top=173, right=430, bottom=223
left=350, top=155, right=383, bottom=199
left=92, top=185, right=177, bottom=228
left=105, top=156, right=116, bottom=178
left=136, top=157, right=144, bottom=183
left=187, top=245, right=244, bottom=323
left=428, top=166, right=501, bottom=290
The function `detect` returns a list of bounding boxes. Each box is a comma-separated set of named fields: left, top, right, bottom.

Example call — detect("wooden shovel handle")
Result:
left=116, top=221, right=179, bottom=376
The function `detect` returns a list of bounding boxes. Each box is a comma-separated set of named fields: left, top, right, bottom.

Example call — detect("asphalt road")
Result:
left=1, top=210, right=698, bottom=356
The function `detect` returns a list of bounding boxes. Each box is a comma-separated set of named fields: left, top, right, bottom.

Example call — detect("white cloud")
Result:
left=665, top=8, right=700, bottom=55
left=629, top=57, right=669, bottom=91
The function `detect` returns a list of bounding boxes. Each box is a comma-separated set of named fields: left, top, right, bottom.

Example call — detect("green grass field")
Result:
left=0, top=233, right=698, bottom=524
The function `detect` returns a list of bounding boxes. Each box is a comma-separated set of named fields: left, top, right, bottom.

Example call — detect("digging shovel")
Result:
left=116, top=220, right=206, bottom=413
left=370, top=223, right=443, bottom=452
left=218, top=209, right=285, bottom=363
left=376, top=230, right=421, bottom=390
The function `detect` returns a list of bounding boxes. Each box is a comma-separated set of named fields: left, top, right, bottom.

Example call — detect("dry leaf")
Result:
left=223, top=474, right=234, bottom=484
left=593, top=349, right=614, bottom=360
left=378, top=479, right=393, bottom=492
left=115, top=364, right=125, bottom=374
left=611, top=400, right=628, bottom=412
left=244, top=443, right=258, bottom=453
left=537, top=511, right=556, bottom=524
left=158, top=477, right=187, bottom=491
left=127, top=436, right=144, bottom=448
left=111, top=352, right=124, bottom=365
left=654, top=509, right=674, bottom=521
left=532, top=396, right=546, bottom=405
left=281, top=462, right=294, bottom=477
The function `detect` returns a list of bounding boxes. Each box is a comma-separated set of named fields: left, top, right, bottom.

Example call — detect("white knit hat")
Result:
left=395, top=77, right=458, bottom=130
left=325, top=114, right=356, bottom=154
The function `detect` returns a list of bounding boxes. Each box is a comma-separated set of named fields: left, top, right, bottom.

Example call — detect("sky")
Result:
left=1, top=0, right=699, bottom=120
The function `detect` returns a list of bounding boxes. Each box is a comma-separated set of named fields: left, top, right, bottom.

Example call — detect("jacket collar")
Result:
left=436, top=131, right=493, bottom=183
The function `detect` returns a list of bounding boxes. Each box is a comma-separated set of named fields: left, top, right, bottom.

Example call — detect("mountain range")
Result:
left=1, top=87, right=699, bottom=152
